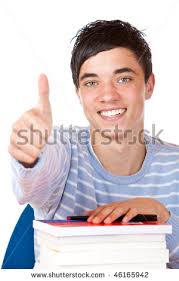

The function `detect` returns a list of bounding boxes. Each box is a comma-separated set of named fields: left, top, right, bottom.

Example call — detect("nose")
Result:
left=99, top=82, right=120, bottom=103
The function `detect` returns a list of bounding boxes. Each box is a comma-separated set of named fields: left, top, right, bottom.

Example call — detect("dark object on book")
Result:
left=67, top=214, right=157, bottom=222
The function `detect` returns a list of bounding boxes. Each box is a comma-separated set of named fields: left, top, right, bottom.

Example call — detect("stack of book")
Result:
left=33, top=218, right=172, bottom=269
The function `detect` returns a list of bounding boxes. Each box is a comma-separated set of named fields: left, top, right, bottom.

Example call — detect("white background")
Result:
left=0, top=0, right=179, bottom=267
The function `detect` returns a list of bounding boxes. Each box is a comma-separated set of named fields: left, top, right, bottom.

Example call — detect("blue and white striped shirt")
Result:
left=12, top=126, right=179, bottom=268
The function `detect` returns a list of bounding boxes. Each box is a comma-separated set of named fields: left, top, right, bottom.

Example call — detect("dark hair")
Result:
left=70, top=20, right=152, bottom=88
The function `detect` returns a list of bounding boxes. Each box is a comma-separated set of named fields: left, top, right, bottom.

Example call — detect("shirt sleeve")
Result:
left=11, top=127, right=71, bottom=218
left=166, top=212, right=179, bottom=269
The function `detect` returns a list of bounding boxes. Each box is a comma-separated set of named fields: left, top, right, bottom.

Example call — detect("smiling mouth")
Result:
left=98, top=108, right=127, bottom=118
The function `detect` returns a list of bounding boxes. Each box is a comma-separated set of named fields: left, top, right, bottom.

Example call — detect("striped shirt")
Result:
left=12, top=126, right=179, bottom=268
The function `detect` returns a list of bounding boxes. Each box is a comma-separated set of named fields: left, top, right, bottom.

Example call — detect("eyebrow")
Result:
left=79, top=67, right=137, bottom=82
left=114, top=67, right=136, bottom=75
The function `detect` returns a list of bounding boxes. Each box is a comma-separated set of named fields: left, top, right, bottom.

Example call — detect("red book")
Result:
left=33, top=219, right=172, bottom=237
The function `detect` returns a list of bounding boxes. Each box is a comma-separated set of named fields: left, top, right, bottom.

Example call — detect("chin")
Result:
left=96, top=123, right=128, bottom=143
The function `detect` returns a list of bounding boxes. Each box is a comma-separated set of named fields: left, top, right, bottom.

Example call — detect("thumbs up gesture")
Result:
left=8, top=74, right=53, bottom=165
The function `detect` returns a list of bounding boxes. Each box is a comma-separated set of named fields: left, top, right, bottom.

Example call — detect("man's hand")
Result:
left=87, top=198, right=170, bottom=224
left=8, top=74, right=52, bottom=165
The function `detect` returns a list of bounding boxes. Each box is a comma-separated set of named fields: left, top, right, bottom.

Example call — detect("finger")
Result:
left=87, top=206, right=105, bottom=222
left=104, top=206, right=129, bottom=224
left=12, top=122, right=46, bottom=150
left=16, top=128, right=46, bottom=150
left=89, top=206, right=115, bottom=224
left=13, top=110, right=49, bottom=137
left=10, top=132, right=41, bottom=159
left=8, top=144, right=37, bottom=164
left=37, top=74, right=51, bottom=115
left=23, top=111, right=50, bottom=145
left=122, top=207, right=138, bottom=223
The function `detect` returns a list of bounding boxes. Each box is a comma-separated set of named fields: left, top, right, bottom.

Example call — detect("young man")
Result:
left=9, top=20, right=179, bottom=268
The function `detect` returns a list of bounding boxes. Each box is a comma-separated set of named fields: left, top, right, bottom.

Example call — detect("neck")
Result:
left=90, top=128, right=146, bottom=176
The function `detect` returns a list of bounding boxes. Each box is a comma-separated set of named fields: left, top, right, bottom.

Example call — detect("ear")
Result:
left=145, top=73, right=155, bottom=100
left=75, top=87, right=82, bottom=104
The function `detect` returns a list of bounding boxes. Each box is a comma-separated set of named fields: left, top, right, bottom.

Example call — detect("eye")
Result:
left=117, top=77, right=132, bottom=84
left=84, top=81, right=98, bottom=87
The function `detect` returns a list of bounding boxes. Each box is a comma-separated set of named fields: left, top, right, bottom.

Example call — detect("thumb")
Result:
left=37, top=73, right=51, bottom=115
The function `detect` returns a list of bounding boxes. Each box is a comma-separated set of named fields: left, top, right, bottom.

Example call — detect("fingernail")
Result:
left=104, top=218, right=111, bottom=224
left=122, top=216, right=128, bottom=223
left=93, top=217, right=100, bottom=223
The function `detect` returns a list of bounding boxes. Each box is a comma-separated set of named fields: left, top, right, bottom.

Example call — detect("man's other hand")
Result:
left=8, top=74, right=52, bottom=165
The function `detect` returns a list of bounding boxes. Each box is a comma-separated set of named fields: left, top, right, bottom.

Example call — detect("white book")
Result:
left=35, top=230, right=166, bottom=245
left=35, top=262, right=167, bottom=270
left=39, top=245, right=169, bottom=266
left=33, top=220, right=172, bottom=237
left=38, top=238, right=166, bottom=252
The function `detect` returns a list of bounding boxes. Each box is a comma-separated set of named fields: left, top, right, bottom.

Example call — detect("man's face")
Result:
left=77, top=47, right=154, bottom=138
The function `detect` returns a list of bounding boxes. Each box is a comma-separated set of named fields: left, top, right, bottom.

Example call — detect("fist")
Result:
left=8, top=74, right=52, bottom=165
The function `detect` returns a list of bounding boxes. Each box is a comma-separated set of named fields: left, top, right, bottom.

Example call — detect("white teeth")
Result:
left=100, top=108, right=126, bottom=117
